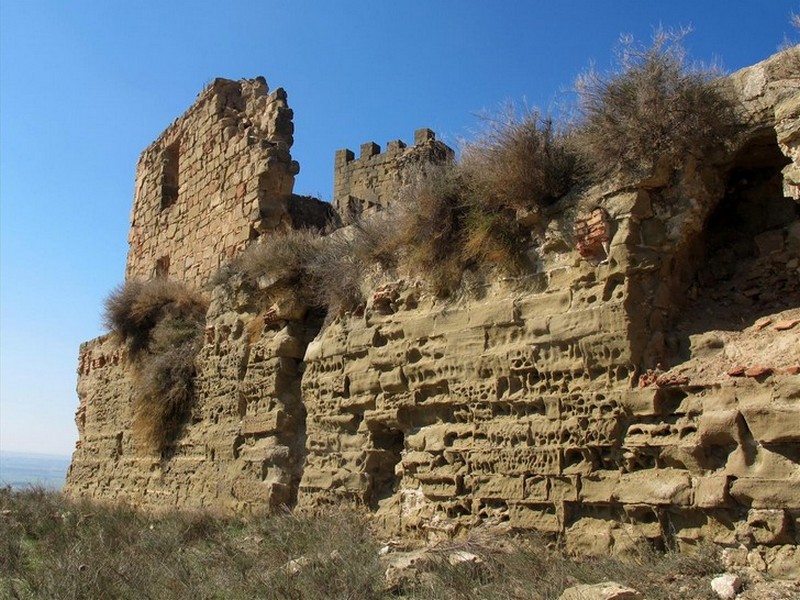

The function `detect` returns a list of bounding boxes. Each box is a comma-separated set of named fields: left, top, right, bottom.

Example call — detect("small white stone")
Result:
left=447, top=550, right=483, bottom=566
left=711, top=573, right=742, bottom=600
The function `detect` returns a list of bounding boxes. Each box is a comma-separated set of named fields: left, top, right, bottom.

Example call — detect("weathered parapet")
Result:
left=125, top=77, right=300, bottom=289
left=333, top=128, right=454, bottom=224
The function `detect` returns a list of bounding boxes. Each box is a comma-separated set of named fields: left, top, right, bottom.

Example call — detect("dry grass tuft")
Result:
left=0, top=488, right=385, bottom=600
left=218, top=228, right=369, bottom=318
left=393, top=164, right=470, bottom=295
left=461, top=107, right=583, bottom=212
left=575, top=28, right=739, bottom=180
left=385, top=162, right=531, bottom=296
left=236, top=229, right=324, bottom=294
left=103, top=279, right=207, bottom=455
left=104, top=279, right=207, bottom=357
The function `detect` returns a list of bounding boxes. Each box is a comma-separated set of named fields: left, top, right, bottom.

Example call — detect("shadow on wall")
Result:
left=672, top=129, right=798, bottom=359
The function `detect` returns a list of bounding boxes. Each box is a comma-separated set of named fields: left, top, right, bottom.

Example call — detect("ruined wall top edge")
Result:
left=136, top=76, right=286, bottom=162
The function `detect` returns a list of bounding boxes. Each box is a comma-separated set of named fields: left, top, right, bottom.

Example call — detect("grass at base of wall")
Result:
left=1, top=487, right=725, bottom=600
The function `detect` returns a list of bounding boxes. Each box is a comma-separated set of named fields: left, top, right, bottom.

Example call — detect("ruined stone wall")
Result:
left=125, top=77, right=299, bottom=289
left=297, top=141, right=799, bottom=573
left=333, top=128, right=454, bottom=224
left=67, top=49, right=800, bottom=577
left=66, top=285, right=319, bottom=512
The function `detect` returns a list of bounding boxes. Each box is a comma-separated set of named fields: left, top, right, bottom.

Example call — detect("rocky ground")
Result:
left=671, top=306, right=800, bottom=385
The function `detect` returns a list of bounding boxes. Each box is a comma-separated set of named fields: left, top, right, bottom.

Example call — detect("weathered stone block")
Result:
left=740, top=509, right=793, bottom=545
left=240, top=411, right=284, bottom=436
left=468, top=298, right=518, bottom=327
left=694, top=475, right=731, bottom=508
left=509, top=503, right=560, bottom=532
left=613, top=469, right=693, bottom=506
left=730, top=478, right=800, bottom=509
left=740, top=405, right=800, bottom=444
left=471, top=475, right=525, bottom=500
left=698, top=410, right=741, bottom=445
left=518, top=289, right=572, bottom=320
left=579, top=472, right=620, bottom=503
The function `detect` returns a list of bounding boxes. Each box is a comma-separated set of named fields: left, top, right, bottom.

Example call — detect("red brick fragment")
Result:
left=745, top=365, right=773, bottom=378
left=638, top=370, right=659, bottom=388
left=774, top=318, right=800, bottom=331
left=727, top=365, right=747, bottom=377
left=574, top=208, right=610, bottom=259
left=779, top=365, right=800, bottom=375
left=753, top=317, right=773, bottom=331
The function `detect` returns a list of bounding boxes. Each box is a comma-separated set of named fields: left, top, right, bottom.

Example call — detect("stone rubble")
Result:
left=558, top=581, right=642, bottom=600
left=710, top=573, right=743, bottom=600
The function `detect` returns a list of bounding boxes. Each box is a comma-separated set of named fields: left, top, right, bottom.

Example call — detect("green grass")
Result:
left=1, top=487, right=724, bottom=600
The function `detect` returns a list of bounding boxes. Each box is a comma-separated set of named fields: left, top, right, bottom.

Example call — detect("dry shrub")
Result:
left=461, top=206, right=525, bottom=275
left=382, top=110, right=581, bottom=295
left=394, top=164, right=470, bottom=295
left=351, top=209, right=404, bottom=270
left=103, top=279, right=207, bottom=455
left=461, top=107, right=583, bottom=212
left=391, top=162, right=532, bottom=295
left=104, top=279, right=207, bottom=357
left=237, top=228, right=324, bottom=294
left=575, top=28, right=739, bottom=179
left=306, top=229, right=368, bottom=315
left=131, top=316, right=203, bottom=454
left=218, top=227, right=369, bottom=318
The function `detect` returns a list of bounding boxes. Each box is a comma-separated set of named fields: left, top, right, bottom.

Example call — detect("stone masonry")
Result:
left=333, top=128, right=454, bottom=224
left=67, top=49, right=800, bottom=578
left=125, top=77, right=299, bottom=289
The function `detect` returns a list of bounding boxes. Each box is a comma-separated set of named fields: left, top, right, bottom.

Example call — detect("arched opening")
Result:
left=664, top=129, right=799, bottom=369
left=685, top=130, right=798, bottom=332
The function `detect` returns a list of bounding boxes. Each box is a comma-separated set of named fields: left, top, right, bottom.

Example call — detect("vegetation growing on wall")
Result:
left=574, top=28, right=739, bottom=179
left=214, top=32, right=740, bottom=312
left=104, top=279, right=208, bottom=455
left=461, top=107, right=583, bottom=213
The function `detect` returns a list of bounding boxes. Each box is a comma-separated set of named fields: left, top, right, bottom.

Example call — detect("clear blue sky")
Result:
left=1, top=1, right=797, bottom=456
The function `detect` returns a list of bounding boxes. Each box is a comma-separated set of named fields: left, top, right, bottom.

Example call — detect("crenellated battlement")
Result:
left=333, top=128, right=454, bottom=223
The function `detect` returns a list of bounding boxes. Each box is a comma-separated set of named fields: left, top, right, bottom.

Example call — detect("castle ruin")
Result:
left=66, top=49, right=800, bottom=579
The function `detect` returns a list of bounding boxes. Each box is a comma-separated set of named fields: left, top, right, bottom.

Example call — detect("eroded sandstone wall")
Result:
left=67, top=49, right=800, bottom=576
left=66, top=284, right=318, bottom=511
left=125, top=77, right=299, bottom=288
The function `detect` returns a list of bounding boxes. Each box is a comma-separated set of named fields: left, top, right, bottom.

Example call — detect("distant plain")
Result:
left=0, top=451, right=71, bottom=489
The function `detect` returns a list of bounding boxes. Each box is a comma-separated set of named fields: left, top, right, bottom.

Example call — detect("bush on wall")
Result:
left=104, top=279, right=208, bottom=456
left=574, top=28, right=739, bottom=180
